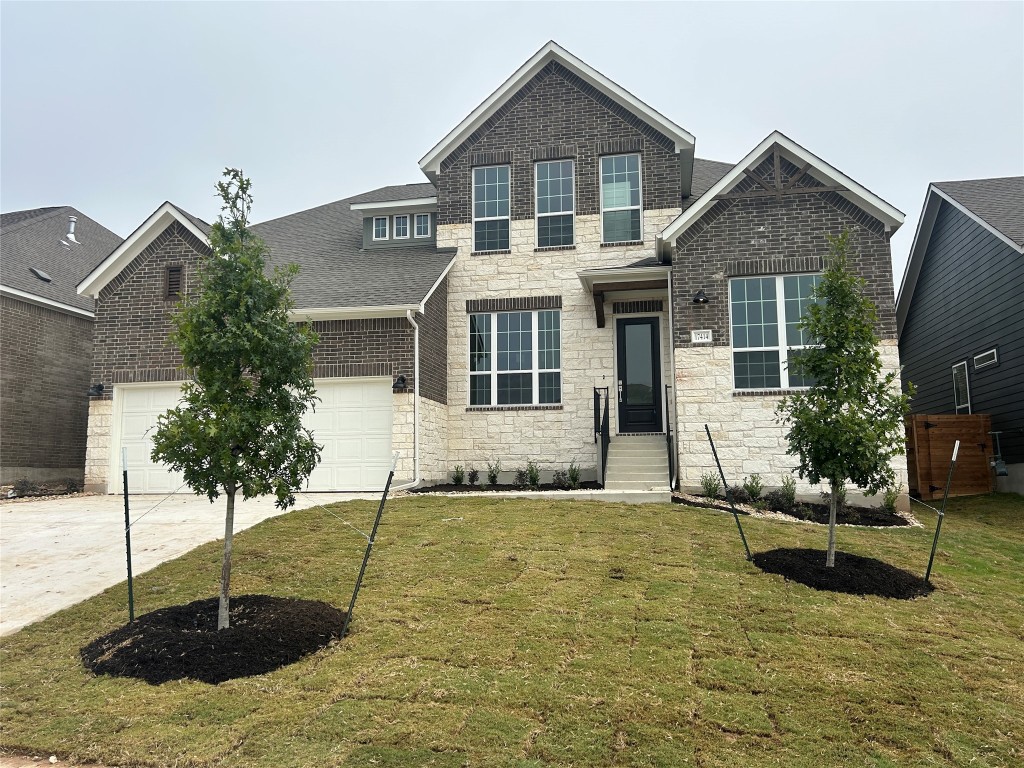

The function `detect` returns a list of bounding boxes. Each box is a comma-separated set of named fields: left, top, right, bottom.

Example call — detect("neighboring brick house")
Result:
left=896, top=177, right=1024, bottom=494
left=1, top=207, right=121, bottom=484
left=78, top=42, right=908, bottom=500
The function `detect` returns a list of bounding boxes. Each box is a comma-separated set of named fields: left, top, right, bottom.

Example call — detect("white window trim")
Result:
left=952, top=360, right=971, bottom=414
left=414, top=213, right=431, bottom=238
left=534, top=159, right=575, bottom=248
left=468, top=309, right=561, bottom=406
left=973, top=348, right=998, bottom=370
left=728, top=273, right=821, bottom=391
left=599, top=153, right=643, bottom=244
left=372, top=216, right=389, bottom=241
left=472, top=164, right=511, bottom=252
left=393, top=214, right=410, bottom=239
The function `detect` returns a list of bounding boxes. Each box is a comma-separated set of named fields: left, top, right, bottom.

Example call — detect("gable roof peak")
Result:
left=418, top=40, right=695, bottom=179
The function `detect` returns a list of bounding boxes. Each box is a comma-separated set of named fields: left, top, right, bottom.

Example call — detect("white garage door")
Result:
left=113, top=378, right=393, bottom=494
left=304, top=378, right=393, bottom=491
left=114, top=383, right=187, bottom=494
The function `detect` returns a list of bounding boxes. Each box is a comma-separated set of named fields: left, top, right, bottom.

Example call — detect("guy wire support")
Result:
left=705, top=425, right=752, bottom=561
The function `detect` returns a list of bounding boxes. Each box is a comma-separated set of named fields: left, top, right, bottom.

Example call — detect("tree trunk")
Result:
left=218, top=486, right=236, bottom=630
left=826, top=478, right=839, bottom=568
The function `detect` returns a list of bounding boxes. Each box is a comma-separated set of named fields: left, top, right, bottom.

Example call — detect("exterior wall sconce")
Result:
left=88, top=383, right=105, bottom=397
left=392, top=375, right=408, bottom=392
left=693, top=290, right=709, bottom=304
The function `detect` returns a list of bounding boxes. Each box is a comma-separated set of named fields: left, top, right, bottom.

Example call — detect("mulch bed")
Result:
left=752, top=548, right=934, bottom=599
left=411, top=481, right=602, bottom=493
left=673, top=493, right=912, bottom=528
left=81, top=595, right=346, bottom=685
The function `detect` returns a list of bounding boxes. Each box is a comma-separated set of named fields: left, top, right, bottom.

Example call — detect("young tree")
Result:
left=152, top=169, right=320, bottom=629
left=777, top=231, right=911, bottom=567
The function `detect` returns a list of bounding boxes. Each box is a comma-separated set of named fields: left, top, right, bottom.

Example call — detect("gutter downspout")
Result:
left=666, top=264, right=678, bottom=491
left=392, top=309, right=420, bottom=490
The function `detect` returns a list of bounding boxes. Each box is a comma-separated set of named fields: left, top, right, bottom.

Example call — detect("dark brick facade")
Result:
left=1, top=296, right=93, bottom=483
left=437, top=61, right=681, bottom=227
left=671, top=156, right=897, bottom=350
left=91, top=222, right=448, bottom=406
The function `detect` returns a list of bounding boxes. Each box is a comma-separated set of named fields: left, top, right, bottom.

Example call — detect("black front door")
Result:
left=616, top=317, right=662, bottom=433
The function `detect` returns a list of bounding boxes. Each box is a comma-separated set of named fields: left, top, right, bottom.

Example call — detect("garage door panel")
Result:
left=115, top=384, right=186, bottom=494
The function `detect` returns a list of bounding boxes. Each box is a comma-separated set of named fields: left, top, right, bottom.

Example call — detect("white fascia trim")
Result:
left=77, top=202, right=210, bottom=299
left=350, top=197, right=437, bottom=212
left=577, top=265, right=671, bottom=293
left=931, top=186, right=1024, bottom=254
left=418, top=41, right=695, bottom=175
left=0, top=284, right=95, bottom=319
left=418, top=258, right=456, bottom=311
left=289, top=304, right=420, bottom=322
left=660, top=131, right=906, bottom=247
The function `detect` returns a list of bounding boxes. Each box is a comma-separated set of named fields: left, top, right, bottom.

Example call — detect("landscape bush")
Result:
left=451, top=465, right=465, bottom=485
left=699, top=472, right=721, bottom=499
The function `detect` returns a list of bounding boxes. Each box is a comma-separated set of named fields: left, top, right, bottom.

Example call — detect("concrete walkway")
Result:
left=0, top=491, right=373, bottom=636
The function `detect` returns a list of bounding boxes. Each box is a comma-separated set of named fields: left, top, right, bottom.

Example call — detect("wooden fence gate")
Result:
left=906, top=414, right=994, bottom=500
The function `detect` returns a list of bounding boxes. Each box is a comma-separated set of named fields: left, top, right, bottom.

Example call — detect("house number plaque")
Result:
left=691, top=330, right=713, bottom=344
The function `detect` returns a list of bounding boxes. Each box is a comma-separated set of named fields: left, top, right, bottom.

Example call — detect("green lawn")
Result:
left=2, top=494, right=1022, bottom=767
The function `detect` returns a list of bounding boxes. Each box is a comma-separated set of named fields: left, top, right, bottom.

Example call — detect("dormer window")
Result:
left=415, top=213, right=431, bottom=238
left=394, top=214, right=410, bottom=239
left=536, top=160, right=574, bottom=248
left=373, top=217, right=389, bottom=241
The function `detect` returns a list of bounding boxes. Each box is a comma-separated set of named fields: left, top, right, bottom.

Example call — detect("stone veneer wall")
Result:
left=418, top=395, right=449, bottom=483
left=1, top=296, right=94, bottom=484
left=438, top=210, right=677, bottom=478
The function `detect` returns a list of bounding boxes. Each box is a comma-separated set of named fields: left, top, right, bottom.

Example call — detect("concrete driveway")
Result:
left=0, top=491, right=375, bottom=636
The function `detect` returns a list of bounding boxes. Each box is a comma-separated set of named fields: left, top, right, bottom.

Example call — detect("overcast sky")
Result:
left=2, top=1, right=1022, bottom=289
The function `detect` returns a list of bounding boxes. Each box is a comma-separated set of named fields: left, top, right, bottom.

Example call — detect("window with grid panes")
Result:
left=468, top=310, right=560, bottom=405
left=473, top=165, right=510, bottom=251
left=393, top=214, right=409, bottom=239
left=730, top=274, right=822, bottom=389
left=536, top=160, right=574, bottom=247
left=600, top=154, right=642, bottom=243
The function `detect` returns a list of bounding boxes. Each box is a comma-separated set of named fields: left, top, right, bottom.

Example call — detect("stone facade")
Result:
left=0, top=296, right=94, bottom=484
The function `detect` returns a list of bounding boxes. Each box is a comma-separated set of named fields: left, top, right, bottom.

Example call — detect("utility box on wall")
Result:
left=906, top=414, right=994, bottom=500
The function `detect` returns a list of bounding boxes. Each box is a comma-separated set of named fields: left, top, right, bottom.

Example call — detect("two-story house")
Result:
left=77, top=42, right=907, bottom=500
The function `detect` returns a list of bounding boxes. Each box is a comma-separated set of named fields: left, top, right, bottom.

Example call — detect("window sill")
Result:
left=534, top=244, right=576, bottom=253
left=600, top=240, right=644, bottom=248
left=471, top=249, right=512, bottom=256
left=466, top=404, right=563, bottom=412
left=732, top=388, right=811, bottom=397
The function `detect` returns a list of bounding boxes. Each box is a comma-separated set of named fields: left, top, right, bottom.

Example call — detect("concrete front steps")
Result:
left=603, top=434, right=671, bottom=492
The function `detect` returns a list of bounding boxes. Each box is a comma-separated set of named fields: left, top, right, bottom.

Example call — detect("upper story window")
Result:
left=415, top=213, right=431, bottom=238
left=473, top=165, right=510, bottom=252
left=373, top=216, right=389, bottom=241
left=469, top=309, right=561, bottom=406
left=730, top=274, right=822, bottom=389
left=536, top=160, right=574, bottom=248
left=394, top=214, right=410, bottom=239
left=600, top=154, right=642, bottom=243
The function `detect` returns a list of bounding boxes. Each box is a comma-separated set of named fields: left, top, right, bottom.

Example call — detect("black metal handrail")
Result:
left=665, top=384, right=675, bottom=490
left=594, top=387, right=610, bottom=486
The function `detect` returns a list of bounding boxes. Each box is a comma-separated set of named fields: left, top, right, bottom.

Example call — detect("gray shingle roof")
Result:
left=252, top=189, right=453, bottom=310
left=170, top=203, right=212, bottom=236
left=933, top=177, right=1024, bottom=248
left=1, top=206, right=122, bottom=312
left=681, top=158, right=735, bottom=213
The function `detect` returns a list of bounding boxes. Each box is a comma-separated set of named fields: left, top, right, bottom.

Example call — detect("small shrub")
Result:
left=742, top=473, right=763, bottom=501
left=467, top=468, right=479, bottom=486
left=514, top=468, right=528, bottom=488
left=486, top=460, right=501, bottom=486
left=699, top=472, right=721, bottom=499
left=781, top=474, right=797, bottom=508
left=526, top=460, right=541, bottom=490
left=552, top=470, right=570, bottom=490
left=451, top=465, right=465, bottom=485
left=763, top=488, right=793, bottom=514
left=728, top=485, right=751, bottom=504
left=567, top=460, right=582, bottom=490
left=12, top=478, right=35, bottom=497
left=882, top=483, right=901, bottom=513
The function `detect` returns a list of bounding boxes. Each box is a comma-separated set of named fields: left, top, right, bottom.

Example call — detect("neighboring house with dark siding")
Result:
left=77, top=41, right=909, bottom=502
left=897, top=177, right=1024, bottom=494
left=0, top=207, right=121, bottom=484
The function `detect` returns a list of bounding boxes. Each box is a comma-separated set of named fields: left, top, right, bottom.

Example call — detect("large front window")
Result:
left=536, top=160, right=574, bottom=247
left=469, top=310, right=561, bottom=405
left=473, top=165, right=510, bottom=252
left=730, top=274, right=822, bottom=389
left=600, top=153, right=641, bottom=243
